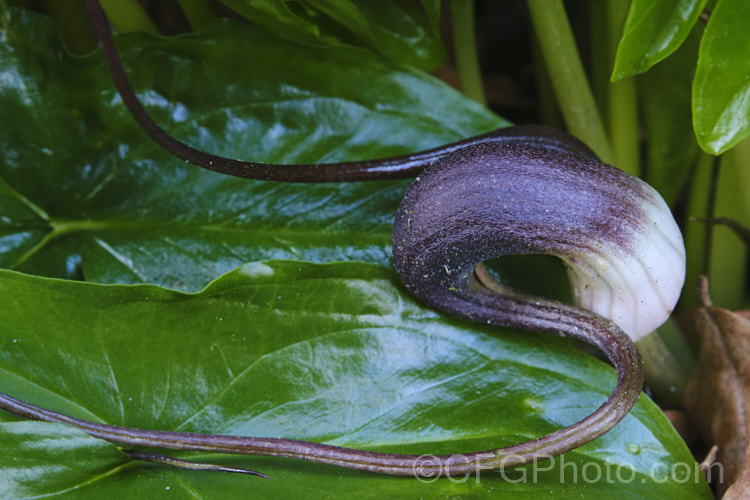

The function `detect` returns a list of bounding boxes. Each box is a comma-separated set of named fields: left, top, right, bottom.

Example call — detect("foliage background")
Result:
left=2, top=0, right=748, bottom=497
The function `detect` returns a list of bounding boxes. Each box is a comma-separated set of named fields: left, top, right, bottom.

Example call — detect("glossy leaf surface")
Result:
left=0, top=5, right=710, bottom=499
left=611, top=0, right=706, bottom=80
left=0, top=7, right=502, bottom=291
left=693, top=0, right=750, bottom=154
left=0, top=422, right=129, bottom=498
left=0, top=263, right=710, bottom=499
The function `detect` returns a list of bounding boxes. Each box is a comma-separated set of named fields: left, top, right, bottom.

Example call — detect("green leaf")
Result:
left=215, top=0, right=446, bottom=71
left=0, top=7, right=710, bottom=498
left=693, top=0, right=750, bottom=154
left=317, top=0, right=447, bottom=71
left=0, top=263, right=711, bottom=498
left=0, top=7, right=503, bottom=291
left=611, top=0, right=706, bottom=81
left=0, top=422, right=129, bottom=498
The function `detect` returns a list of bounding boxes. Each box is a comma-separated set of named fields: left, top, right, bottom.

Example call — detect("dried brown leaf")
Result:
left=685, top=276, right=750, bottom=497
left=725, top=471, right=750, bottom=499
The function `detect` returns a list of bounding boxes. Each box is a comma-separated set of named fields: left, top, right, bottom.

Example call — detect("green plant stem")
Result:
left=177, top=0, right=215, bottom=32
left=41, top=0, right=97, bottom=54
left=608, top=78, right=638, bottom=174
left=734, top=136, right=750, bottom=220
left=607, top=0, right=639, bottom=176
left=682, top=152, right=715, bottom=310
left=637, top=322, right=692, bottom=407
left=527, top=0, right=613, bottom=163
left=709, top=136, right=750, bottom=309
left=450, top=0, right=485, bottom=105
left=98, top=0, right=159, bottom=35
left=589, top=0, right=609, bottom=124
left=530, top=25, right=562, bottom=128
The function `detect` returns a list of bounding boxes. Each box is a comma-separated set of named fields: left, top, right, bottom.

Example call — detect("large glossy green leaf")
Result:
left=0, top=6, right=710, bottom=499
left=0, top=263, right=711, bottom=499
left=0, top=422, right=130, bottom=497
left=0, top=7, right=503, bottom=291
left=611, top=0, right=706, bottom=81
left=693, top=0, right=750, bottom=154
left=215, top=0, right=446, bottom=71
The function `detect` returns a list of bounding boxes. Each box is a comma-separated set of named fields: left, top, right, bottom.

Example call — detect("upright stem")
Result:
left=450, top=0, right=486, bottom=105
left=709, top=137, right=750, bottom=309
left=98, top=0, right=160, bottom=35
left=527, top=0, right=613, bottom=164
left=637, top=326, right=690, bottom=407
left=607, top=0, right=639, bottom=176
left=177, top=0, right=215, bottom=32
left=530, top=24, right=562, bottom=128
left=608, top=78, right=638, bottom=175
left=589, top=0, right=609, bottom=125
left=682, top=152, right=715, bottom=310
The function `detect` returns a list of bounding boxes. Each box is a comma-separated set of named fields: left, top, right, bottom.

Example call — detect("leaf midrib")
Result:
left=9, top=218, right=392, bottom=269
